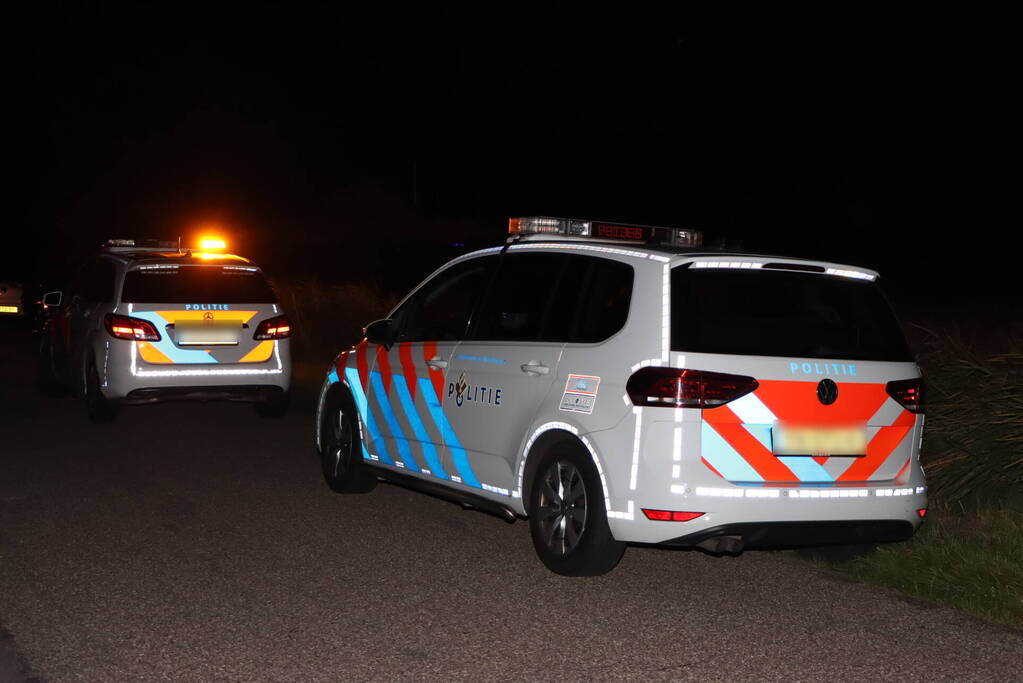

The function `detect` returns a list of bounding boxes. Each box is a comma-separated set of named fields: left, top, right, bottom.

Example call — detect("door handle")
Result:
left=520, top=361, right=550, bottom=376
left=426, top=358, right=448, bottom=370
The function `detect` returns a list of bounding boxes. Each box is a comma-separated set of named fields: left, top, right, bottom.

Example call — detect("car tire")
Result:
left=528, top=446, right=626, bottom=576
left=255, top=390, right=290, bottom=418
left=34, top=334, right=66, bottom=396
left=319, top=387, right=376, bottom=493
left=85, top=354, right=118, bottom=422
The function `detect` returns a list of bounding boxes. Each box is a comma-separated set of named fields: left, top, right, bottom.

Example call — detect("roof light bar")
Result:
left=509, top=216, right=702, bottom=247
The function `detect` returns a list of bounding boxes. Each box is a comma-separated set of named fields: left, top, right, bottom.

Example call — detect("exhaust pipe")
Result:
left=696, top=535, right=744, bottom=555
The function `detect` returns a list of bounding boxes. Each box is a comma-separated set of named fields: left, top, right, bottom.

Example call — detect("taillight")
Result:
left=104, top=313, right=161, bottom=341
left=254, top=315, right=291, bottom=340
left=641, top=509, right=705, bottom=522
left=886, top=378, right=924, bottom=413
left=627, top=367, right=758, bottom=408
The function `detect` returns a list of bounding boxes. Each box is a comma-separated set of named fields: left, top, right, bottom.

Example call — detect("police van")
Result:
left=37, top=238, right=292, bottom=421
left=316, top=218, right=926, bottom=575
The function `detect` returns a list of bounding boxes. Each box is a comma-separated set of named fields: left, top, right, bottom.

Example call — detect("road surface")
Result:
left=1, top=320, right=1019, bottom=681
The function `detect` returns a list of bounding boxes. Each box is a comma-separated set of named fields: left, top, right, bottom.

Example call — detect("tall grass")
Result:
left=906, top=319, right=1023, bottom=508
left=273, top=278, right=399, bottom=368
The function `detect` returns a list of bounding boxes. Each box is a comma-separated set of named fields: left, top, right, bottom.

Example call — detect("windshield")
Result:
left=671, top=267, right=912, bottom=361
left=121, top=265, right=278, bottom=304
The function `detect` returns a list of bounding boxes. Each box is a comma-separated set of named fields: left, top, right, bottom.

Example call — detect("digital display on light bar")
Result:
left=509, top=216, right=702, bottom=247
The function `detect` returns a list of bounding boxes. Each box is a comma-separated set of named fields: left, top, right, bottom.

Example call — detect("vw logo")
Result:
left=817, top=378, right=839, bottom=405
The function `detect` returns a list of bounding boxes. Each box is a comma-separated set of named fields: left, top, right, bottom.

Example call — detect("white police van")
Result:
left=37, top=238, right=292, bottom=421
left=316, top=217, right=926, bottom=575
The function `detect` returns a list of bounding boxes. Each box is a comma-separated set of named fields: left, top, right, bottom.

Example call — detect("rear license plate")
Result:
left=175, top=320, right=240, bottom=346
left=774, top=425, right=867, bottom=457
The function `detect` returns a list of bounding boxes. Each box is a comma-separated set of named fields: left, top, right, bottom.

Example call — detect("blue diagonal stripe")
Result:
left=345, top=367, right=393, bottom=465
left=777, top=456, right=835, bottom=482
left=701, top=422, right=764, bottom=482
left=392, top=375, right=447, bottom=479
left=418, top=376, right=479, bottom=489
left=370, top=371, right=419, bottom=472
left=132, top=311, right=217, bottom=363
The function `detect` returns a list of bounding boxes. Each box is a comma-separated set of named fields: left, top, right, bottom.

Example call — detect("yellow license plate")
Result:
left=774, top=426, right=867, bottom=457
left=0, top=305, right=19, bottom=314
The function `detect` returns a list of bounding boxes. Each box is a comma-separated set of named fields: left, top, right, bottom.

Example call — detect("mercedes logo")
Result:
left=817, top=378, right=839, bottom=405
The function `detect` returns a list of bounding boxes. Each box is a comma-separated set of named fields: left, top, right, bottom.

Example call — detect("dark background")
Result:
left=7, top=4, right=1015, bottom=310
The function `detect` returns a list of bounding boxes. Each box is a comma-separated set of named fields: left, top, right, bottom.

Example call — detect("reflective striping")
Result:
left=418, top=376, right=479, bottom=488
left=356, top=342, right=370, bottom=391
left=375, top=345, right=393, bottom=396
left=346, top=367, right=394, bottom=465
left=630, top=408, right=642, bottom=490
left=326, top=368, right=339, bottom=384
left=130, top=312, right=217, bottom=363
left=516, top=421, right=632, bottom=519
left=776, top=456, right=835, bottom=482
left=137, top=341, right=173, bottom=363
left=239, top=340, right=275, bottom=363
left=700, top=422, right=765, bottom=482
left=838, top=410, right=915, bottom=482
left=370, top=371, right=419, bottom=472
left=728, top=392, right=777, bottom=425
left=398, top=343, right=418, bottom=400
left=661, top=263, right=671, bottom=362
left=423, top=341, right=445, bottom=403
left=392, top=374, right=448, bottom=479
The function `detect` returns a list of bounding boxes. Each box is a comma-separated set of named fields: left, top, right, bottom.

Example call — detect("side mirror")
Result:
left=42, top=291, right=63, bottom=308
left=363, top=318, right=394, bottom=349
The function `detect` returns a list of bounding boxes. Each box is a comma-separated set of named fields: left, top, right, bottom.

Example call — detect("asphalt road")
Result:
left=1, top=320, right=1020, bottom=682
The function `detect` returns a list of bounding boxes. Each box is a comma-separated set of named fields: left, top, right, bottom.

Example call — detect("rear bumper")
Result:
left=124, top=385, right=286, bottom=405
left=661, top=519, right=916, bottom=549
left=97, top=337, right=291, bottom=400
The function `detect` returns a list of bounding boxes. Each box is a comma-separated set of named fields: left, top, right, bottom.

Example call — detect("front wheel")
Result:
left=528, top=447, right=626, bottom=576
left=319, top=388, right=376, bottom=493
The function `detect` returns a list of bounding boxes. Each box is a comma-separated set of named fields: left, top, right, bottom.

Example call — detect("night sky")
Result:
left=10, top=5, right=1014, bottom=309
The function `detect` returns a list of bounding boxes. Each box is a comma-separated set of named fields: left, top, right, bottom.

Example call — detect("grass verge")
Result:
left=827, top=506, right=1023, bottom=629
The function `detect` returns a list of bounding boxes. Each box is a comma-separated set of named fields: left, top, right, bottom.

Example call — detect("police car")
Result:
left=316, top=217, right=926, bottom=575
left=37, top=238, right=291, bottom=421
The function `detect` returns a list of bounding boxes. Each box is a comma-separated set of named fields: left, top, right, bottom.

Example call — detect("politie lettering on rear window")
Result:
left=790, top=361, right=857, bottom=376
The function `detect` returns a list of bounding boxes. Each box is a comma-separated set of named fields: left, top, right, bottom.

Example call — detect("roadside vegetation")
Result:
left=824, top=312, right=1023, bottom=629
left=276, top=276, right=1022, bottom=627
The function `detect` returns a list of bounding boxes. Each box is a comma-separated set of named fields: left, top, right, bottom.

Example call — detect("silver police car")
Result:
left=37, top=239, right=291, bottom=421
left=316, top=218, right=926, bottom=575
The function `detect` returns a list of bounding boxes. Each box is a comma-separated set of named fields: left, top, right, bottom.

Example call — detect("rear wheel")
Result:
left=528, top=447, right=626, bottom=576
left=319, top=388, right=376, bottom=493
left=85, top=354, right=118, bottom=422
left=34, top=334, right=66, bottom=396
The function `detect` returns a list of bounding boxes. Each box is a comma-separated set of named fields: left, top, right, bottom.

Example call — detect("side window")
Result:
left=471, top=253, right=567, bottom=342
left=392, top=256, right=497, bottom=342
left=572, top=257, right=633, bottom=343
left=81, top=259, right=116, bottom=303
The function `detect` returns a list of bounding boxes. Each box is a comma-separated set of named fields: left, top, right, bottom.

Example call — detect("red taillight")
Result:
left=254, top=314, right=291, bottom=340
left=627, top=367, right=758, bottom=408
left=886, top=378, right=925, bottom=414
left=104, top=313, right=161, bottom=341
left=641, top=509, right=705, bottom=522
left=917, top=508, right=927, bottom=519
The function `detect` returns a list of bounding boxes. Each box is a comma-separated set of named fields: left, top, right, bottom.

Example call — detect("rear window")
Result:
left=671, top=267, right=912, bottom=361
left=121, top=266, right=277, bottom=304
